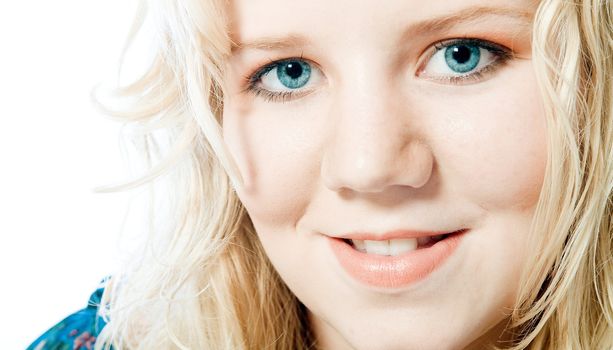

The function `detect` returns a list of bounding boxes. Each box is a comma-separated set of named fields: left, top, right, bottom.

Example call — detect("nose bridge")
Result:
left=321, top=64, right=434, bottom=193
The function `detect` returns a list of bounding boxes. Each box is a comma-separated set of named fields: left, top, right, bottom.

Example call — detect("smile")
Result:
left=328, top=229, right=468, bottom=289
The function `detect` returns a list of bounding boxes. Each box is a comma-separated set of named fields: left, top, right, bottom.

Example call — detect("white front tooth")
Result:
left=389, top=239, right=418, bottom=256
left=363, top=240, right=390, bottom=255
left=352, top=239, right=367, bottom=253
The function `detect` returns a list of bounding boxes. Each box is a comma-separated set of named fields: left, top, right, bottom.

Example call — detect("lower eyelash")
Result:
left=248, top=88, right=298, bottom=103
left=437, top=57, right=510, bottom=85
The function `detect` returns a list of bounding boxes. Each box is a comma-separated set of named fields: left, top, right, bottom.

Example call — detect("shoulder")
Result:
left=27, top=279, right=110, bottom=350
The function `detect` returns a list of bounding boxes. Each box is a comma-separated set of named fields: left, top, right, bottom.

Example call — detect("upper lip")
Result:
left=331, top=229, right=466, bottom=241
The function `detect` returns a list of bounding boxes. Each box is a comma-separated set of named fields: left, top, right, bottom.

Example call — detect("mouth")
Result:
left=339, top=230, right=466, bottom=257
left=328, top=229, right=469, bottom=289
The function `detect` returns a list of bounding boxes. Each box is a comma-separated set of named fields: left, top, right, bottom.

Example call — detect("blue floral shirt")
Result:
left=27, top=280, right=109, bottom=350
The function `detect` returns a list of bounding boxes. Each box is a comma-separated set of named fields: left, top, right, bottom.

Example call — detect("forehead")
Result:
left=227, top=0, right=536, bottom=50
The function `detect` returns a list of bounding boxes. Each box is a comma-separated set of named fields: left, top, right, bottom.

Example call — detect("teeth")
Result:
left=351, top=239, right=418, bottom=256
left=363, top=240, right=389, bottom=255
left=389, top=239, right=418, bottom=255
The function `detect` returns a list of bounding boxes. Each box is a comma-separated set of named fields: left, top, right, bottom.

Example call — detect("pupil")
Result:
left=451, top=46, right=471, bottom=64
left=284, top=62, right=303, bottom=79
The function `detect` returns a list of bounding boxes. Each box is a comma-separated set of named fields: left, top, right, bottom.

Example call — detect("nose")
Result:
left=321, top=81, right=434, bottom=194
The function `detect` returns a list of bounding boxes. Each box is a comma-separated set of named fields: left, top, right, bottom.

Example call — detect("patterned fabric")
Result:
left=27, top=280, right=109, bottom=350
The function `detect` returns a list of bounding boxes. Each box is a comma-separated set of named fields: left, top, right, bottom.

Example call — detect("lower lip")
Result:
left=328, top=230, right=467, bottom=289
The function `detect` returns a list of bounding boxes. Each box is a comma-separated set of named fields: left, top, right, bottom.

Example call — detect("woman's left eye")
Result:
left=245, top=58, right=323, bottom=103
left=418, top=39, right=512, bottom=84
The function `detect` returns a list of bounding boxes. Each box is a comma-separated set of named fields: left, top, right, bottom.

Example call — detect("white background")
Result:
left=0, top=1, right=143, bottom=348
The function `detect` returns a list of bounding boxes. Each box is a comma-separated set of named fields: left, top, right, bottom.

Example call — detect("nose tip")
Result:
left=321, top=140, right=434, bottom=193
left=322, top=155, right=390, bottom=193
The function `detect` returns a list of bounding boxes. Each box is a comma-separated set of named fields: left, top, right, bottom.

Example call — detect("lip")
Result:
left=327, top=229, right=468, bottom=289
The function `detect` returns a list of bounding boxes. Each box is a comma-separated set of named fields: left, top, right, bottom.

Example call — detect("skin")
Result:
left=222, top=0, right=546, bottom=349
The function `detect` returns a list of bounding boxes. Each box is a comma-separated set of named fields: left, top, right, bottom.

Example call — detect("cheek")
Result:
left=222, top=101, right=323, bottom=228
left=431, top=67, right=547, bottom=211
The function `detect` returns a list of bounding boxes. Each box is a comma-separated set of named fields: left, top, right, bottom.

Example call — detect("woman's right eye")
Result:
left=245, top=58, right=323, bottom=103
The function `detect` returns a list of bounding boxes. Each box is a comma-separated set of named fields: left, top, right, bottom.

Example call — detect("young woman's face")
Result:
left=223, top=0, right=545, bottom=348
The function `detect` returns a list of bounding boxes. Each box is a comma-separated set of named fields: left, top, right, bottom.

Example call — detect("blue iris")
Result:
left=444, top=44, right=480, bottom=73
left=276, top=60, right=311, bottom=89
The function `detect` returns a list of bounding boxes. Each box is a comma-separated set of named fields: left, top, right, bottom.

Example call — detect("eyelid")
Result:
left=243, top=56, right=314, bottom=87
left=243, top=59, right=282, bottom=87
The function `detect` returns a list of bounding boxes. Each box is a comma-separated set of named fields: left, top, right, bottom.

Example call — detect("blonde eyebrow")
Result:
left=231, top=6, right=533, bottom=53
left=403, top=6, right=533, bottom=36
left=231, top=34, right=308, bottom=53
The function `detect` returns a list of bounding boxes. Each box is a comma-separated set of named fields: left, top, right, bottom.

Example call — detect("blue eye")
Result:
left=444, top=44, right=480, bottom=73
left=276, top=60, right=312, bottom=89
left=419, top=39, right=512, bottom=84
left=246, top=58, right=323, bottom=102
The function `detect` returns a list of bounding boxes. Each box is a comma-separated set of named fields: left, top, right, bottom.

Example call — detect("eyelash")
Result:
left=242, top=38, right=514, bottom=103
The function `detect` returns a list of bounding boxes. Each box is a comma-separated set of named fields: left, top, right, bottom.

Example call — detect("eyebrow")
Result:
left=231, top=34, right=308, bottom=53
left=405, top=5, right=533, bottom=35
left=230, top=6, right=533, bottom=53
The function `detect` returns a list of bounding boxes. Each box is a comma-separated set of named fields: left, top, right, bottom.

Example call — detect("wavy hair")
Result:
left=94, top=0, right=612, bottom=349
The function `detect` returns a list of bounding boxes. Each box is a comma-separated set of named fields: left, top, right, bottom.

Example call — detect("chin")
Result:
left=343, top=333, right=464, bottom=350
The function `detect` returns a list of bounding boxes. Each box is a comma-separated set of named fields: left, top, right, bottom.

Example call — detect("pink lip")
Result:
left=328, top=229, right=468, bottom=289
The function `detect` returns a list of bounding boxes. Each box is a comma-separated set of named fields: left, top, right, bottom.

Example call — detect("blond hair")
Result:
left=94, top=0, right=612, bottom=349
